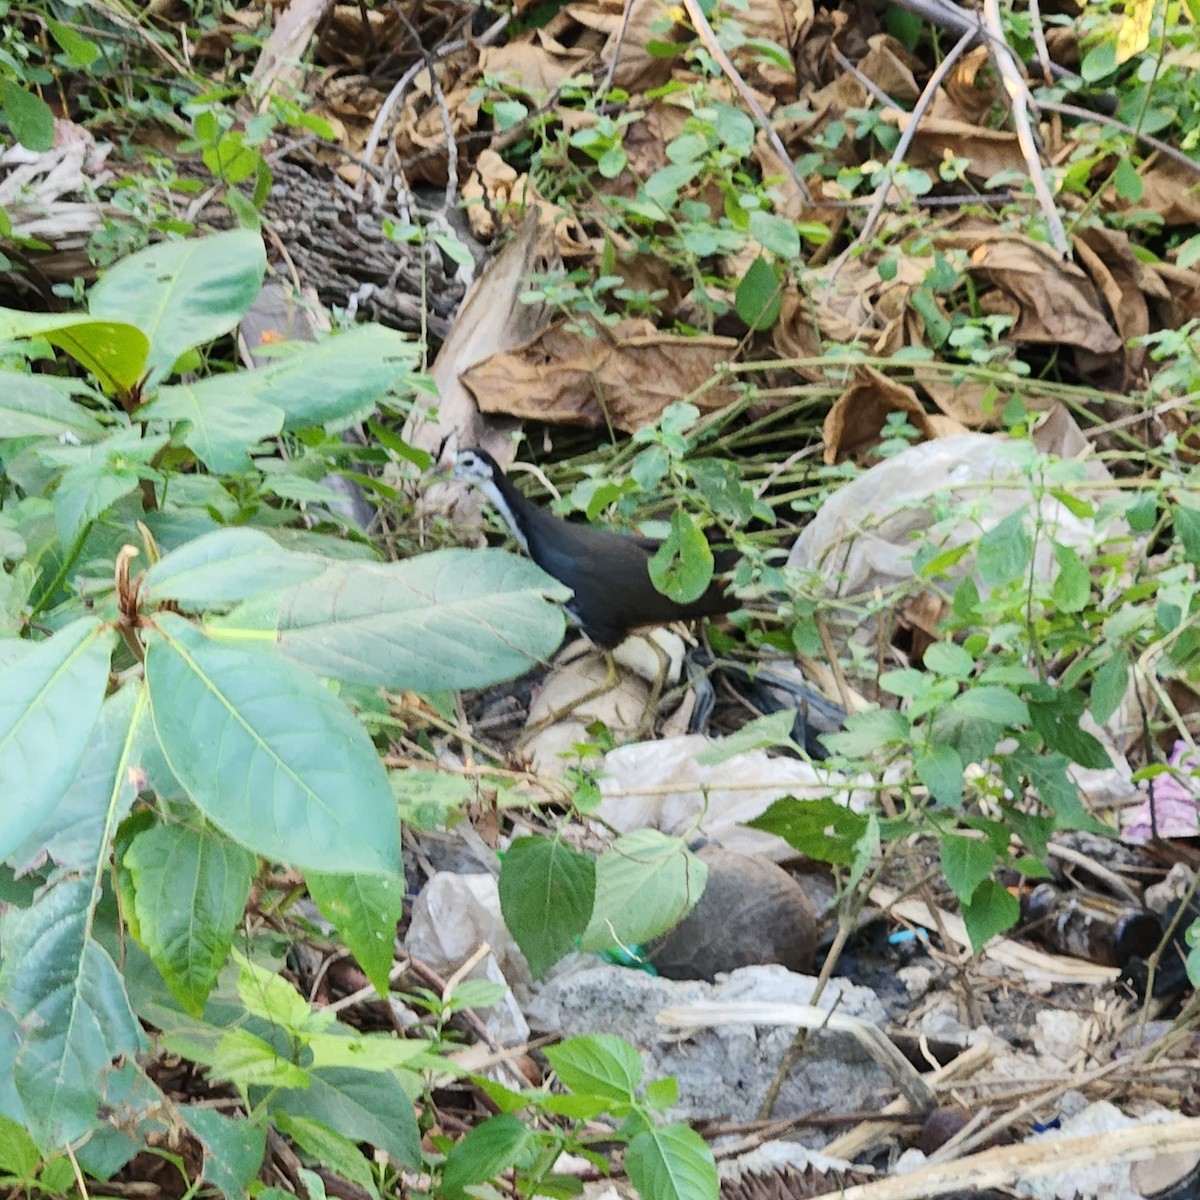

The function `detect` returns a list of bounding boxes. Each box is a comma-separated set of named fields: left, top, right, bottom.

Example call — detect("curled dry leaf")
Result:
left=822, top=366, right=967, bottom=463
left=857, top=34, right=923, bottom=106
left=884, top=111, right=1027, bottom=183
left=1073, top=226, right=1149, bottom=384
left=461, top=318, right=738, bottom=432
left=559, top=0, right=680, bottom=93
left=934, top=45, right=1003, bottom=126
left=1114, top=158, right=1200, bottom=225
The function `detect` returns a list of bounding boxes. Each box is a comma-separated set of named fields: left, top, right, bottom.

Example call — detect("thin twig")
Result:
left=981, top=0, right=1069, bottom=256
left=836, top=25, right=977, bottom=269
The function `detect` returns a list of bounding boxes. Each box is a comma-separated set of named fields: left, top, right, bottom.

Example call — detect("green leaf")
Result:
left=693, top=709, right=797, bottom=765
left=145, top=614, right=401, bottom=876
left=0, top=1112, right=41, bottom=1177
left=748, top=211, right=800, bottom=259
left=1011, top=749, right=1104, bottom=833
left=307, top=871, right=405, bottom=995
left=270, top=1067, right=420, bottom=1168
left=2, top=81, right=55, bottom=151
left=47, top=19, right=101, bottom=68
left=915, top=743, right=964, bottom=806
left=0, top=373, right=105, bottom=440
left=734, top=256, right=782, bottom=330
left=0, top=619, right=114, bottom=862
left=0, top=877, right=145, bottom=1150
left=125, top=821, right=256, bottom=1016
left=580, top=831, right=707, bottom=952
left=961, top=879, right=1020, bottom=953
left=498, top=838, right=595, bottom=978
left=977, top=508, right=1032, bottom=588
left=440, top=1114, right=533, bottom=1200
left=141, top=527, right=325, bottom=608
left=139, top=376, right=284, bottom=472
left=820, top=707, right=910, bottom=756
left=1090, top=650, right=1129, bottom=725
left=648, top=510, right=715, bottom=605
left=88, top=230, right=267, bottom=387
left=940, top=834, right=995, bottom=904
left=183, top=1105, right=266, bottom=1197
left=1051, top=543, right=1090, bottom=613
left=53, top=462, right=141, bottom=548
left=9, top=683, right=142, bottom=874
left=746, top=796, right=869, bottom=866
left=1027, top=687, right=1110, bottom=769
left=923, top=642, right=974, bottom=680
left=200, top=1029, right=310, bottom=1090
left=626, top=1123, right=718, bottom=1200
left=215, top=550, right=569, bottom=692
left=1175, top=505, right=1200, bottom=565
left=1113, top=157, right=1143, bottom=203
left=942, top=686, right=1029, bottom=726
left=544, top=1034, right=643, bottom=1102
left=274, top=1112, right=380, bottom=1200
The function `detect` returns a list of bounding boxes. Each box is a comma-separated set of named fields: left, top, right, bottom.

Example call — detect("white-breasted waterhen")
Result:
left=450, top=446, right=737, bottom=649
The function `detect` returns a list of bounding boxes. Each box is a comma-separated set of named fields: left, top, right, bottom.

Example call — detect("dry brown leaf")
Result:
left=394, top=72, right=480, bottom=184
left=931, top=45, right=1001, bottom=126
left=559, top=0, right=682, bottom=93
left=1074, top=225, right=1149, bottom=384
left=727, top=0, right=814, bottom=100
left=1115, top=157, right=1200, bottom=225
left=478, top=33, right=590, bottom=97
left=858, top=34, right=922, bottom=105
left=822, top=366, right=966, bottom=463
left=1149, top=261, right=1200, bottom=330
left=886, top=112, right=1026, bottom=184
left=461, top=319, right=738, bottom=431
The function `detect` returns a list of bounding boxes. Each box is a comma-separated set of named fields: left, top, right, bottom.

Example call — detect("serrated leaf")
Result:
left=977, top=508, right=1032, bottom=588
left=1051, top=542, right=1090, bottom=613
left=693, top=709, right=798, bottom=765
left=307, top=871, right=404, bottom=995
left=270, top=1067, right=420, bottom=1168
left=923, top=642, right=974, bottom=680
left=820, top=707, right=910, bottom=757
left=940, top=834, right=995, bottom=904
left=747, top=796, right=870, bottom=865
left=274, top=1112, right=379, bottom=1200
left=1027, top=688, right=1110, bottom=769
left=208, top=1029, right=311, bottom=1090
left=0, top=618, right=114, bottom=862
left=214, top=550, right=569, bottom=692
left=1090, top=650, right=1129, bottom=725
left=915, top=744, right=964, bottom=806
left=544, top=1034, right=643, bottom=1101
left=142, top=527, right=325, bottom=607
left=3, top=81, right=55, bottom=150
left=1175, top=505, right=1200, bottom=565
left=183, top=1105, right=266, bottom=1197
left=961, top=879, right=1020, bottom=953
left=88, top=230, right=267, bottom=387
left=0, top=877, right=145, bottom=1150
left=498, top=838, right=595, bottom=978
left=440, top=1114, right=533, bottom=1200
left=626, top=1123, right=718, bottom=1200
left=233, top=950, right=323, bottom=1034
left=580, top=831, right=707, bottom=952
left=125, top=821, right=255, bottom=1016
left=145, top=614, right=401, bottom=875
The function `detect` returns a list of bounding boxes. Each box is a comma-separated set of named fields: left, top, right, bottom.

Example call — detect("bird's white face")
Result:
left=450, top=449, right=494, bottom=484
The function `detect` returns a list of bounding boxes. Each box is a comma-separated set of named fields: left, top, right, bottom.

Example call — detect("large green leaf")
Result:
left=125, top=820, right=256, bottom=1016
left=142, top=527, right=326, bottom=608
left=580, top=831, right=707, bottom=952
left=216, top=549, right=569, bottom=691
left=307, top=871, right=404, bottom=996
left=9, top=684, right=142, bottom=874
left=0, top=309, right=149, bottom=392
left=88, top=230, right=267, bottom=386
left=269, top=1067, right=420, bottom=1168
left=138, top=376, right=285, bottom=473
left=258, top=324, right=421, bottom=428
left=182, top=1105, right=266, bottom=1197
left=0, top=373, right=105, bottom=441
left=0, top=619, right=114, bottom=862
left=145, top=614, right=402, bottom=875
left=544, top=1035, right=643, bottom=1101
left=626, top=1123, right=717, bottom=1200
left=499, top=838, right=595, bottom=978
left=0, top=877, right=145, bottom=1150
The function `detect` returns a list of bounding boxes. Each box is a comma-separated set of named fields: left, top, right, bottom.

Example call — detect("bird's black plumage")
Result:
left=453, top=448, right=735, bottom=648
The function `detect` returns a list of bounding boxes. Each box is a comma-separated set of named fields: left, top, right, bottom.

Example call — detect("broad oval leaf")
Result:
left=125, top=821, right=256, bottom=1016
left=88, top=230, right=267, bottom=386
left=0, top=618, right=114, bottom=862
left=307, top=870, right=405, bottom=996
left=142, top=528, right=325, bottom=608
left=0, top=310, right=150, bottom=393
left=145, top=614, right=401, bottom=876
left=0, top=877, right=145, bottom=1150
left=580, top=830, right=707, bottom=952
left=498, top=838, right=595, bottom=978
left=0, top=373, right=105, bottom=441
left=215, top=549, right=569, bottom=691
left=626, top=1123, right=718, bottom=1200
left=544, top=1034, right=643, bottom=1101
